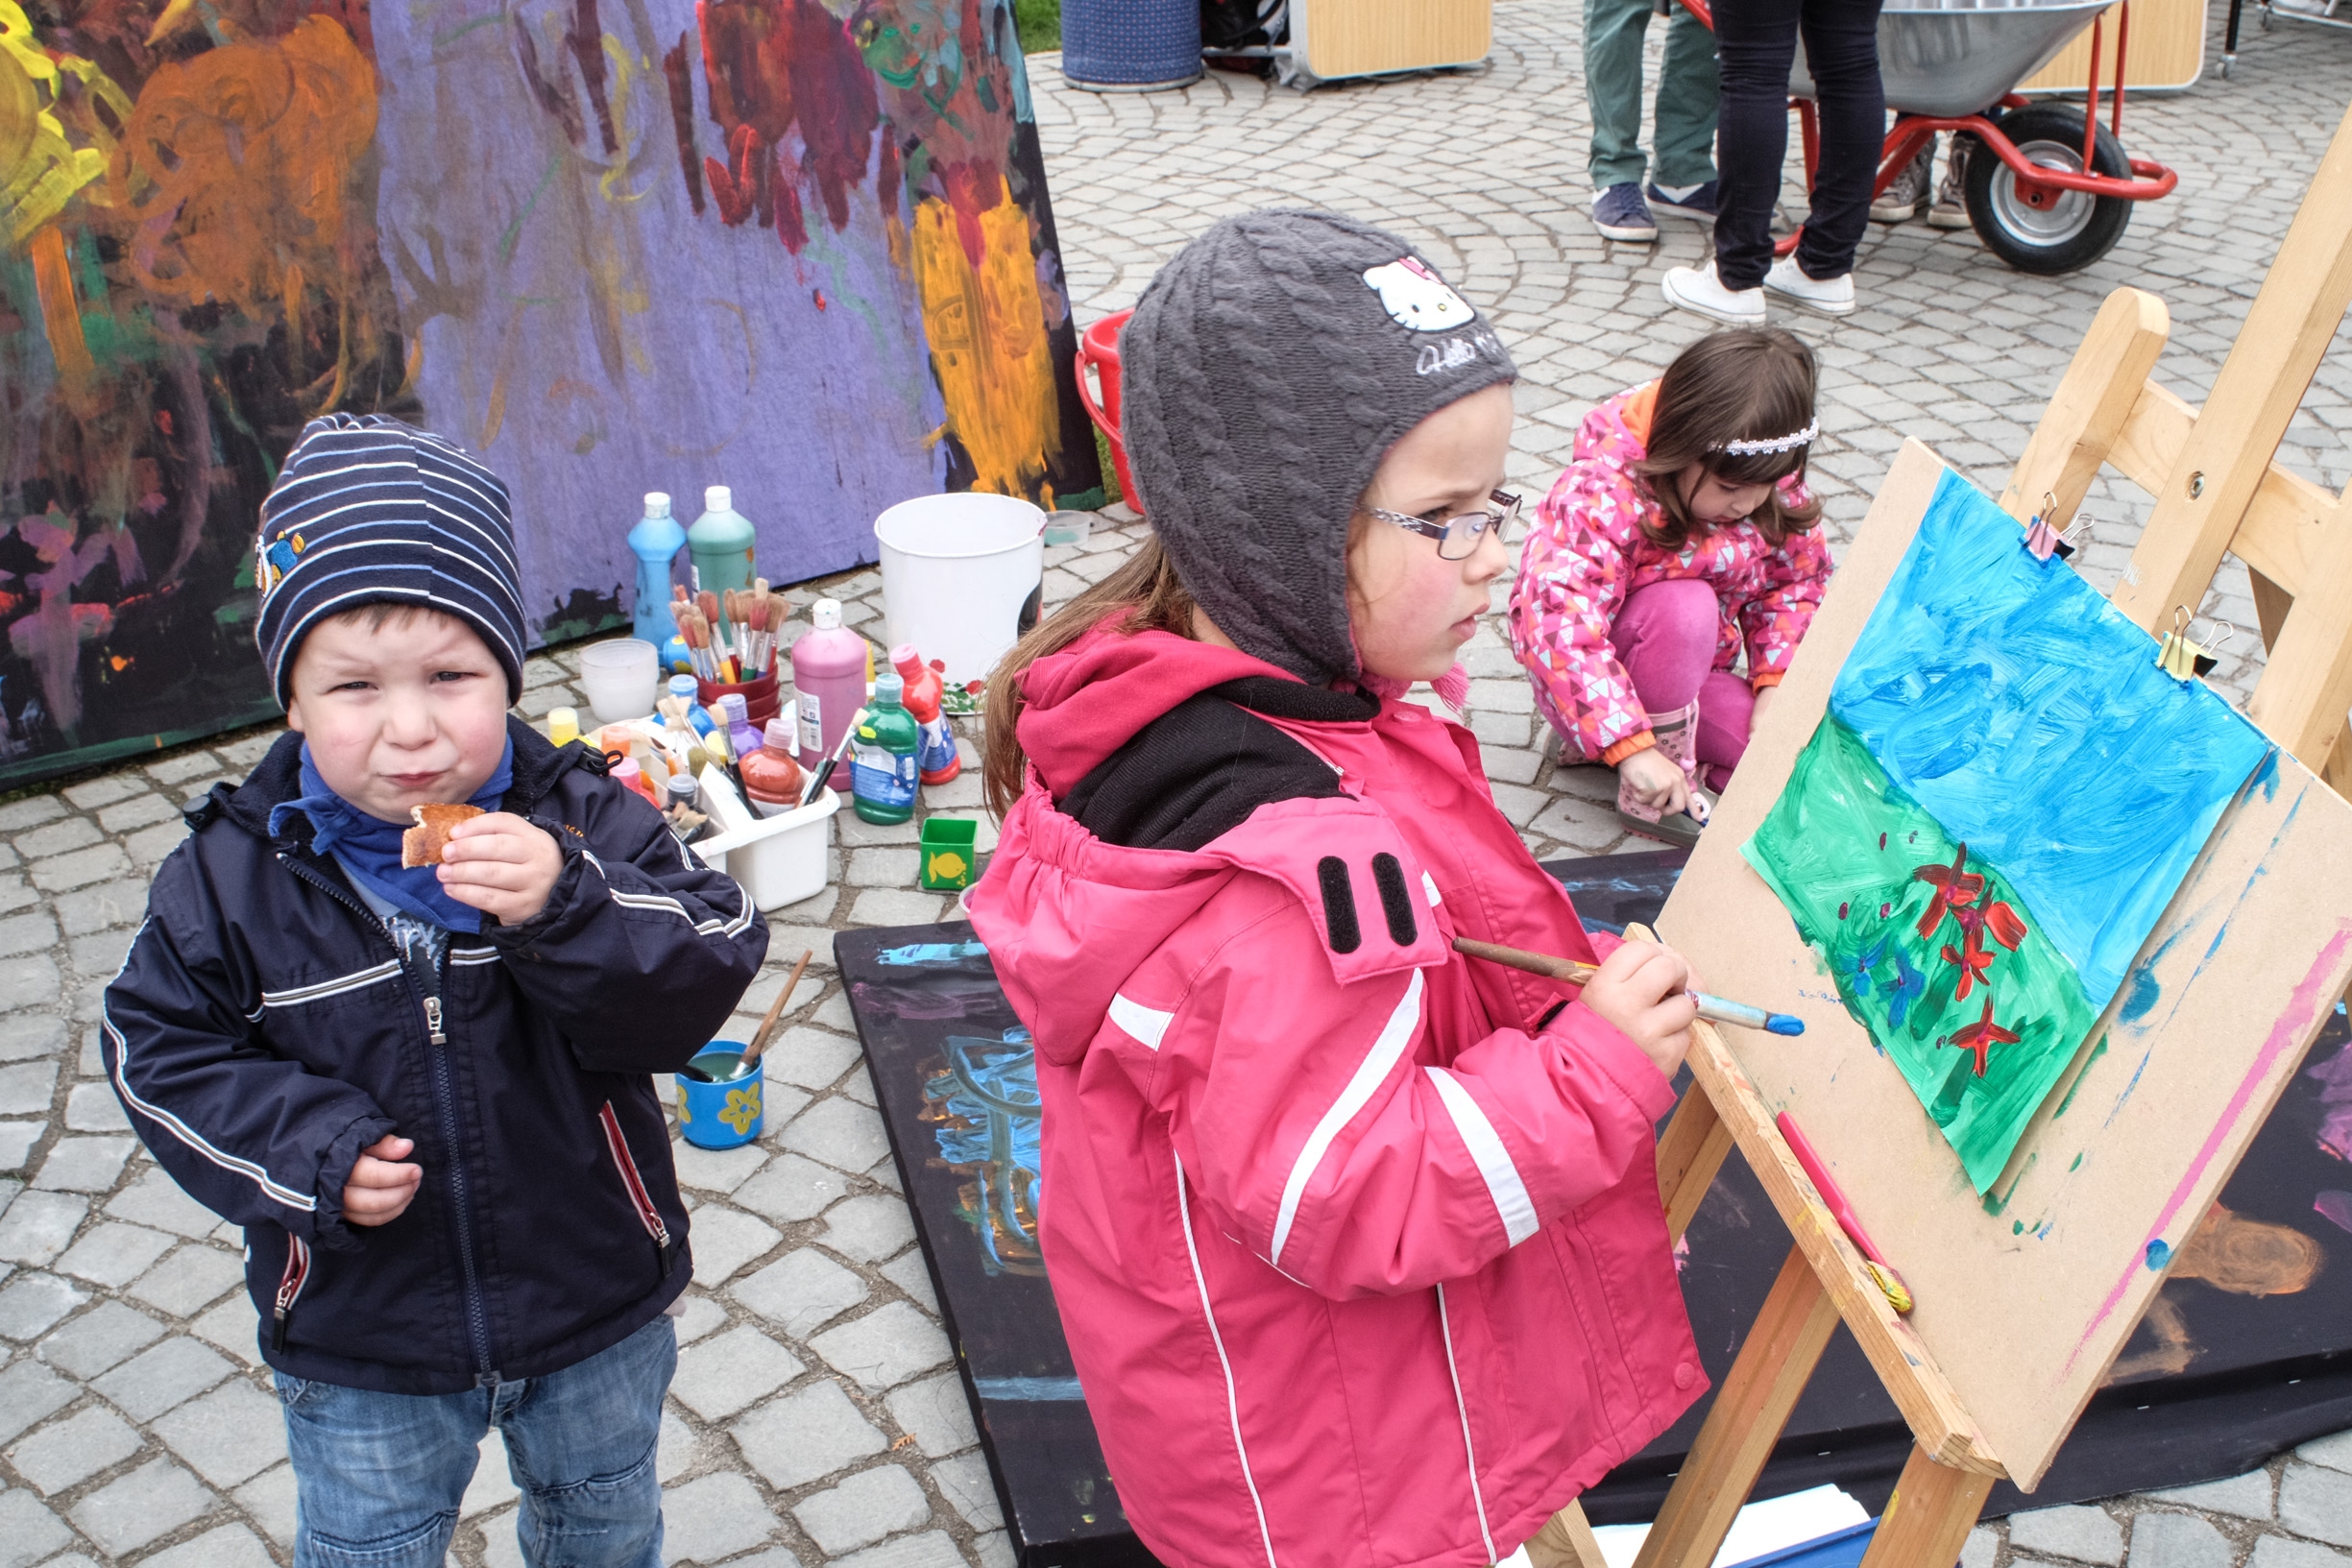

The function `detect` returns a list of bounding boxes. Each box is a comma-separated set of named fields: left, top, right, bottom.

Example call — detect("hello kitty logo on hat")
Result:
left=1362, top=256, right=1475, bottom=331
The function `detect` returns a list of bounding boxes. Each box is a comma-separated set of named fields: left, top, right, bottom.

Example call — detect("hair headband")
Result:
left=1714, top=419, right=1818, bottom=457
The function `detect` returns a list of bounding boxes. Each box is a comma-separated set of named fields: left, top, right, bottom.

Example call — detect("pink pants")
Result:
left=1541, top=579, right=1754, bottom=790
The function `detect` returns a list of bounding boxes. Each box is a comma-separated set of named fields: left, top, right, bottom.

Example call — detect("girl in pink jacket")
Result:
left=966, top=211, right=1708, bottom=1568
left=1506, top=329, right=1832, bottom=846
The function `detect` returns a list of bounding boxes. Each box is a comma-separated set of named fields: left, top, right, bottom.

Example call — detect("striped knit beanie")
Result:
left=1119, top=209, right=1515, bottom=685
left=254, top=415, right=527, bottom=709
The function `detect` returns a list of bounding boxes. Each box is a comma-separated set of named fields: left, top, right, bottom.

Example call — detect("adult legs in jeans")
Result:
left=279, top=1315, right=676, bottom=1568
left=1712, top=0, right=1886, bottom=288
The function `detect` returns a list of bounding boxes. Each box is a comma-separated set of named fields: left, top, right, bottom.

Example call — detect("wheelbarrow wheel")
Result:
left=1963, top=105, right=2134, bottom=275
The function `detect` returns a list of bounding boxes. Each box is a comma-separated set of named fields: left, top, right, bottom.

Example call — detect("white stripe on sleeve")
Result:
left=1107, top=994, right=1173, bottom=1050
left=1268, top=968, right=1425, bottom=1267
left=1422, top=1066, right=1540, bottom=1246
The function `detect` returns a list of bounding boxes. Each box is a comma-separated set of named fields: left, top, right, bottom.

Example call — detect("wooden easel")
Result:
left=1999, top=101, right=2352, bottom=798
left=1530, top=97, right=2352, bottom=1568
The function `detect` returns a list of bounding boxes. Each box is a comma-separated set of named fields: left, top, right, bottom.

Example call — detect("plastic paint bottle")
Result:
left=628, top=493, right=688, bottom=646
left=890, top=644, right=961, bottom=785
left=546, top=708, right=579, bottom=748
left=687, top=486, right=757, bottom=629
left=851, top=674, right=920, bottom=824
left=667, top=675, right=715, bottom=739
left=716, top=692, right=761, bottom=770
left=791, top=598, right=869, bottom=768
left=741, top=719, right=808, bottom=819
left=612, top=756, right=661, bottom=808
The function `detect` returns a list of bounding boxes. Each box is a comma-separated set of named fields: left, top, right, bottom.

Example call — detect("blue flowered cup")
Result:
left=676, top=1043, right=763, bottom=1149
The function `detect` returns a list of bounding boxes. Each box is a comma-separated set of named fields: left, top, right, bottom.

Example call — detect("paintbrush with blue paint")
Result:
left=1451, top=936, right=1806, bottom=1037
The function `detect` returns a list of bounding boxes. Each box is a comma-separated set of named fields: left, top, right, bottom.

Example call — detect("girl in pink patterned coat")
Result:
left=1508, top=328, right=1833, bottom=845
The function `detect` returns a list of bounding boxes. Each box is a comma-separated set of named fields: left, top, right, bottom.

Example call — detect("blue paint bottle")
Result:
left=628, top=493, right=687, bottom=646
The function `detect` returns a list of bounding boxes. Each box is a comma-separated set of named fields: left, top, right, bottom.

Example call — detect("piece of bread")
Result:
left=401, top=803, right=484, bottom=868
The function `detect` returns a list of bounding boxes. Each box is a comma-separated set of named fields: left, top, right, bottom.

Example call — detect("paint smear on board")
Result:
left=912, top=169, right=1060, bottom=497
left=2310, top=1036, right=2352, bottom=1163
left=2066, top=922, right=2352, bottom=1374
left=2316, top=1193, right=2352, bottom=1235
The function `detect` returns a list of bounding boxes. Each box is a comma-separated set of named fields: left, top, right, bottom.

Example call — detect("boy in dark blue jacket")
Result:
left=104, top=415, right=768, bottom=1568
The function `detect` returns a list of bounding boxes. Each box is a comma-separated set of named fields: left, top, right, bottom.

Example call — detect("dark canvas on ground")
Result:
left=842, top=855, right=2352, bottom=1566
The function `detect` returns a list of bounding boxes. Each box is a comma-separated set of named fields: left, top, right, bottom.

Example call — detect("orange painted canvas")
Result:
left=0, top=0, right=1096, bottom=785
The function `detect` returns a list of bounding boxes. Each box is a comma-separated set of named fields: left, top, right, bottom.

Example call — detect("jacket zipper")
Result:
left=276, top=851, right=497, bottom=1377
left=271, top=1235, right=311, bottom=1351
left=597, top=1102, right=676, bottom=1279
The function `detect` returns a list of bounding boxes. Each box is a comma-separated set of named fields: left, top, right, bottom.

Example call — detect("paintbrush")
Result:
left=740, top=948, right=814, bottom=1073
left=1449, top=935, right=1806, bottom=1037
left=799, top=709, right=866, bottom=805
left=1778, top=1111, right=1915, bottom=1315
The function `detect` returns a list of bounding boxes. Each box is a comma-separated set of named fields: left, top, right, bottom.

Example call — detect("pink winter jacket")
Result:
left=1507, top=382, right=1834, bottom=765
left=965, top=625, right=1705, bottom=1568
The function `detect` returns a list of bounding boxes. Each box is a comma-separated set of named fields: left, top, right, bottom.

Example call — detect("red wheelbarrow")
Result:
left=1680, top=0, right=2179, bottom=275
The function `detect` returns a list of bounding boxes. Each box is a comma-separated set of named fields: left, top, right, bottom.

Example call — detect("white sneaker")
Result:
left=1763, top=254, right=1856, bottom=315
left=1661, top=262, right=1766, bottom=326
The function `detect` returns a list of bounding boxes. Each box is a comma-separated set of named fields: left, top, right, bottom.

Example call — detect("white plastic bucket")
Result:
left=873, top=494, right=1045, bottom=686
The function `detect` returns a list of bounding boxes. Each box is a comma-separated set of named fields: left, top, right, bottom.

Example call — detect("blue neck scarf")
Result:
left=270, top=740, right=514, bottom=933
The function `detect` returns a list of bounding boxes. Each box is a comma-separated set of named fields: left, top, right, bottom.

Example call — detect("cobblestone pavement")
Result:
left=6, top=4, right=2352, bottom=1565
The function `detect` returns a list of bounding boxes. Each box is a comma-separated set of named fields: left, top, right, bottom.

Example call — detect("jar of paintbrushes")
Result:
left=676, top=581, right=787, bottom=727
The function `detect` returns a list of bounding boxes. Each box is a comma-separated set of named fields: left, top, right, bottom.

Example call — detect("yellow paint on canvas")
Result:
left=910, top=172, right=1060, bottom=497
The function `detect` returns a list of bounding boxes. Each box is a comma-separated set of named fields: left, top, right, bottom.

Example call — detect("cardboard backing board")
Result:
left=1657, top=439, right=2352, bottom=1491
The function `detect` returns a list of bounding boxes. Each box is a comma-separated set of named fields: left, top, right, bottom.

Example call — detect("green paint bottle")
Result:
left=851, top=674, right=920, bottom=825
left=687, top=485, right=757, bottom=635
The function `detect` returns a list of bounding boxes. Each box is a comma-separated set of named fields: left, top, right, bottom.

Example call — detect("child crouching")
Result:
left=1508, top=328, right=1832, bottom=845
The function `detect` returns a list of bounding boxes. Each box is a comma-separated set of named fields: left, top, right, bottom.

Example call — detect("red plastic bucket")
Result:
left=1075, top=310, right=1141, bottom=515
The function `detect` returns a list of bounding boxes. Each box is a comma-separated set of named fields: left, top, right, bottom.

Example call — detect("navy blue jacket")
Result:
left=103, top=718, right=768, bottom=1393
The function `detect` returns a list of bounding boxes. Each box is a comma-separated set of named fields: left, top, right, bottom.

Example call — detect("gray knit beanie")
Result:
left=1119, top=210, right=1516, bottom=684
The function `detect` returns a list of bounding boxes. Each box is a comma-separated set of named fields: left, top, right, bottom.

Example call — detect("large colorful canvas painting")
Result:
left=1744, top=471, right=2273, bottom=1192
left=0, top=0, right=1095, bottom=787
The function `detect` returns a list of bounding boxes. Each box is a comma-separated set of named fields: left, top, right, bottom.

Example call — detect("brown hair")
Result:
left=981, top=536, right=1199, bottom=820
left=1632, top=327, right=1824, bottom=551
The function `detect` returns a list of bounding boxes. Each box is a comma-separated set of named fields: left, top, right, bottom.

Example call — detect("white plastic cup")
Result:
left=872, top=494, right=1045, bottom=687
left=579, top=639, right=661, bottom=723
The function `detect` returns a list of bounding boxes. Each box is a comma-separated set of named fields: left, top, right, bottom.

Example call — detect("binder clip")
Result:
left=2156, top=606, right=2235, bottom=681
left=2024, top=494, right=2093, bottom=562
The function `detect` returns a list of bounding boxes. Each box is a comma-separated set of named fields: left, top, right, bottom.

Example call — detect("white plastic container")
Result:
left=692, top=787, right=839, bottom=911
left=872, top=494, right=1045, bottom=686
left=579, top=639, right=661, bottom=723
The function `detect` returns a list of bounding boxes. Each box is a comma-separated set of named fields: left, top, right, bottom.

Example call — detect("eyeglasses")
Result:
left=1363, top=491, right=1520, bottom=561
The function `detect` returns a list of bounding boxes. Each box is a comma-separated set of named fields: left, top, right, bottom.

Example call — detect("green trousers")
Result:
left=1584, top=0, right=1721, bottom=192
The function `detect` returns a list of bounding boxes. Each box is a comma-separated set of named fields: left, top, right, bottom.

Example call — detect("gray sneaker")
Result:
left=1871, top=138, right=1933, bottom=222
left=1928, top=139, right=1973, bottom=229
left=1592, top=182, right=1659, bottom=242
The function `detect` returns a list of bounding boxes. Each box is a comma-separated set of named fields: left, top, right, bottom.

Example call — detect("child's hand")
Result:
left=344, top=1134, right=422, bottom=1227
left=1618, top=748, right=1691, bottom=818
left=1749, top=684, right=1781, bottom=741
left=1577, top=939, right=1698, bottom=1079
left=438, top=812, right=564, bottom=925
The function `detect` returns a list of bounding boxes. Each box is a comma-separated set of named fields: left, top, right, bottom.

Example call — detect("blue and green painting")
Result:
left=1745, top=471, right=2273, bottom=1191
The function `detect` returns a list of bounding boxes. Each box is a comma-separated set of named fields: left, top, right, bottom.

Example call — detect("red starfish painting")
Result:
left=1942, top=929, right=1993, bottom=1000
left=1913, top=844, right=1986, bottom=939
left=1947, top=996, right=2021, bottom=1077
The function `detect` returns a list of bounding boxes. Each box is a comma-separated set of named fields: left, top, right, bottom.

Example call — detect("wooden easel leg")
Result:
left=1632, top=1245, right=1842, bottom=1568
left=1857, top=1443, right=1997, bottom=1568
left=1525, top=1499, right=1609, bottom=1568
left=1656, top=1085, right=1734, bottom=1244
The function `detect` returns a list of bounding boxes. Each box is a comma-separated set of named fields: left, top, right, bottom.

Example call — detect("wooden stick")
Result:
left=1449, top=936, right=1805, bottom=1037
left=1857, top=1444, right=1997, bottom=1568
left=743, top=949, right=812, bottom=1068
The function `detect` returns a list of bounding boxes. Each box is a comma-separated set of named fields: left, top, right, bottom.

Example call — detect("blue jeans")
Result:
left=277, top=1315, right=676, bottom=1568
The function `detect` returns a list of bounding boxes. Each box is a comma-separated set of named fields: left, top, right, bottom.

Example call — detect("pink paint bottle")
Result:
left=791, top=597, right=868, bottom=768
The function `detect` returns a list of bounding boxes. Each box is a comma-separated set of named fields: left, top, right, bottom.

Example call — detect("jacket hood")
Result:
left=208, top=716, right=605, bottom=845
left=1015, top=623, right=1315, bottom=800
